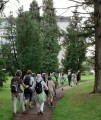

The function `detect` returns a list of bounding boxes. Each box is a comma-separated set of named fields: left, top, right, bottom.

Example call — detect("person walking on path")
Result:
left=53, top=72, right=58, bottom=89
left=60, top=73, right=65, bottom=91
left=47, top=76, right=55, bottom=107
left=23, top=70, right=35, bottom=109
left=71, top=73, right=77, bottom=86
left=32, top=74, right=48, bottom=115
left=76, top=70, right=81, bottom=84
left=51, top=73, right=57, bottom=96
left=68, top=71, right=72, bottom=87
left=10, top=70, right=28, bottom=116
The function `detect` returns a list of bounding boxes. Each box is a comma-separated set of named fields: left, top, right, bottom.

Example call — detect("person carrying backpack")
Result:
left=10, top=70, right=28, bottom=116
left=23, top=70, right=34, bottom=109
left=32, top=74, right=48, bottom=115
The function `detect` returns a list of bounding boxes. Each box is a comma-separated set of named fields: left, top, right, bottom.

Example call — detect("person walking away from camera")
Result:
left=51, top=73, right=57, bottom=96
left=32, top=74, right=48, bottom=115
left=76, top=70, right=81, bottom=84
left=23, top=70, right=34, bottom=109
left=72, top=73, right=77, bottom=86
left=53, top=72, right=58, bottom=89
left=68, top=71, right=72, bottom=87
left=60, top=73, right=65, bottom=91
left=47, top=76, right=55, bottom=107
left=10, top=70, right=28, bottom=116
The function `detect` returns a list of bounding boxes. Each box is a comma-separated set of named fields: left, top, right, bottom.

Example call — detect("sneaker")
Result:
left=40, top=111, right=43, bottom=115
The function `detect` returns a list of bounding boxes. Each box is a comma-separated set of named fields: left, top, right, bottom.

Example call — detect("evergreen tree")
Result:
left=29, top=0, right=43, bottom=73
left=0, top=14, right=18, bottom=75
left=29, top=0, right=40, bottom=21
left=62, top=7, right=86, bottom=72
left=16, top=9, right=42, bottom=75
left=42, top=0, right=60, bottom=75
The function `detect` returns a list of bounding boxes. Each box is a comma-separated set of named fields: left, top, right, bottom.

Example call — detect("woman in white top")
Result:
left=32, top=74, right=48, bottom=115
left=60, top=73, right=65, bottom=91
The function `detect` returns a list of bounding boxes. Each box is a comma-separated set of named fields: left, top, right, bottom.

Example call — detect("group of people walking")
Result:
left=60, top=70, right=80, bottom=91
left=10, top=70, right=57, bottom=116
left=10, top=69, right=80, bottom=116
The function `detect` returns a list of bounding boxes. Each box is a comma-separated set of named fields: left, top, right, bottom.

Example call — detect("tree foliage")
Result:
left=0, top=14, right=17, bottom=75
left=29, top=0, right=40, bottom=21
left=16, top=8, right=42, bottom=75
left=62, top=7, right=86, bottom=72
left=42, top=0, right=60, bottom=74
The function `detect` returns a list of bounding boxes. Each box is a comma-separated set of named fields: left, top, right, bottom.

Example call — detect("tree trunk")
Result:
left=93, top=0, right=101, bottom=93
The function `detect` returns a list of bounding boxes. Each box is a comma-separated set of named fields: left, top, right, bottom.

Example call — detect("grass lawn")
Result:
left=0, top=79, right=13, bottom=120
left=81, top=75, right=95, bottom=81
left=51, top=80, right=101, bottom=120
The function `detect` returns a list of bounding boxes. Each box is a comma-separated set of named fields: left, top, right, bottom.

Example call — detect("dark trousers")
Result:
left=68, top=79, right=71, bottom=86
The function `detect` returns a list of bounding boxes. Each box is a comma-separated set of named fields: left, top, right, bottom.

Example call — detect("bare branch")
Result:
left=0, top=0, right=9, bottom=10
left=72, top=11, right=93, bottom=14
left=82, top=26, right=95, bottom=29
left=68, top=0, right=83, bottom=4
left=68, top=0, right=93, bottom=5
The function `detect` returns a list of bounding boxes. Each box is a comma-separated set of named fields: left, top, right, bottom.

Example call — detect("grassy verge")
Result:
left=81, top=75, right=95, bottom=81
left=51, top=80, right=101, bottom=120
left=0, top=79, right=20, bottom=120
left=0, top=79, right=13, bottom=120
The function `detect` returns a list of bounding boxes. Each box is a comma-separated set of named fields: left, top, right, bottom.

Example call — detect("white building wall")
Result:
left=57, top=17, right=69, bottom=68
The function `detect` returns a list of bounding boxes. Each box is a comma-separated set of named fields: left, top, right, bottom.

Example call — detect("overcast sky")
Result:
left=3, top=0, right=75, bottom=17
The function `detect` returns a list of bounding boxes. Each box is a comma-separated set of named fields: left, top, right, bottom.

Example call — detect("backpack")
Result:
left=11, top=79, right=18, bottom=93
left=35, top=81, right=42, bottom=94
